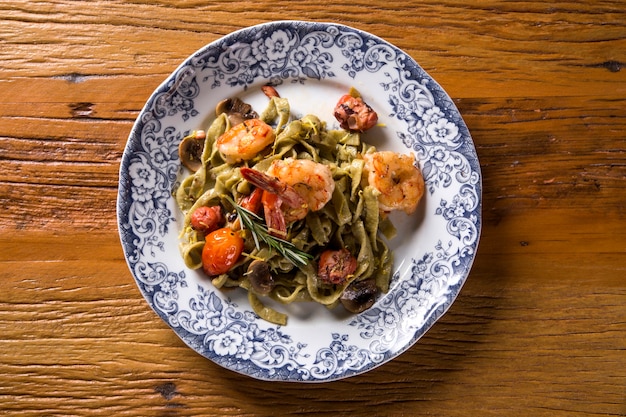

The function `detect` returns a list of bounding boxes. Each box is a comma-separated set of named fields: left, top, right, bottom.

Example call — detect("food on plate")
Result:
left=201, top=227, right=245, bottom=276
left=189, top=205, right=224, bottom=234
left=333, top=89, right=379, bottom=132
left=240, top=158, right=335, bottom=236
left=216, top=118, right=276, bottom=164
left=318, top=248, right=358, bottom=285
left=175, top=88, right=424, bottom=325
left=363, top=151, right=424, bottom=215
left=214, top=97, right=258, bottom=127
left=178, top=130, right=207, bottom=172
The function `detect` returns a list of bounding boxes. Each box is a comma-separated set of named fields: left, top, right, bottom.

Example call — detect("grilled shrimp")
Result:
left=216, top=118, right=275, bottom=164
left=363, top=151, right=424, bottom=215
left=240, top=166, right=307, bottom=237
left=241, top=158, right=335, bottom=233
left=265, top=158, right=335, bottom=222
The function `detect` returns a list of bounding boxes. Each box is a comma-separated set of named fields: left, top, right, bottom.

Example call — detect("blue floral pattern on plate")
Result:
left=117, top=20, right=481, bottom=382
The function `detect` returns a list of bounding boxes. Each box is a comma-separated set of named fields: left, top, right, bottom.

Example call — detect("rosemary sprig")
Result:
left=225, top=195, right=313, bottom=267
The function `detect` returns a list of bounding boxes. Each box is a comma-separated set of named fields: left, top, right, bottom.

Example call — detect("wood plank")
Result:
left=0, top=239, right=623, bottom=415
left=1, top=2, right=624, bottom=97
left=1, top=1, right=625, bottom=415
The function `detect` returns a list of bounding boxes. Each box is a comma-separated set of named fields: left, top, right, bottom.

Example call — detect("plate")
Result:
left=117, top=20, right=481, bottom=382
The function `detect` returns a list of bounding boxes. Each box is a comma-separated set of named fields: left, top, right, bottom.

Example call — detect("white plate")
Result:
left=117, top=20, right=481, bottom=382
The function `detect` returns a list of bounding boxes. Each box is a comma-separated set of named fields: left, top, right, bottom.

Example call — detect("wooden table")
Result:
left=2, top=1, right=625, bottom=415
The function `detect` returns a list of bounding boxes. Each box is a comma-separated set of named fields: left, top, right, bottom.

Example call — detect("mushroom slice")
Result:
left=340, top=278, right=379, bottom=313
left=178, top=130, right=206, bottom=172
left=215, top=97, right=258, bottom=127
left=246, top=260, right=275, bottom=296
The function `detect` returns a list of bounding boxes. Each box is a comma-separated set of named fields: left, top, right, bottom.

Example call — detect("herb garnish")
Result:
left=225, top=195, right=313, bottom=267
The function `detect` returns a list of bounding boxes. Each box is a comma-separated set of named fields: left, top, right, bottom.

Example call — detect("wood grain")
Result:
left=1, top=0, right=625, bottom=416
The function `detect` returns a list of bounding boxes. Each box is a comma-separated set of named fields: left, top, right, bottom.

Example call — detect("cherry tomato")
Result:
left=190, top=205, right=224, bottom=234
left=333, top=94, right=378, bottom=132
left=318, top=248, right=358, bottom=285
left=202, top=228, right=244, bottom=276
left=216, top=118, right=275, bottom=164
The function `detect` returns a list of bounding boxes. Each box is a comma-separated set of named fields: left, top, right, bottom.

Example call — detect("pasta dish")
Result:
left=175, top=88, right=424, bottom=325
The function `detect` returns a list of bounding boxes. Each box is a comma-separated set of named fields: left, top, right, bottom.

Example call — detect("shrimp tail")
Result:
left=261, top=191, right=287, bottom=238
left=240, top=167, right=307, bottom=209
left=238, top=187, right=263, bottom=215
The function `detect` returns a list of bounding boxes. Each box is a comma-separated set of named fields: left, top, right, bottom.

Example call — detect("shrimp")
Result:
left=241, top=158, right=335, bottom=229
left=260, top=190, right=289, bottom=238
left=265, top=158, right=335, bottom=222
left=240, top=166, right=307, bottom=238
left=216, top=118, right=275, bottom=164
left=363, top=151, right=425, bottom=215
left=239, top=167, right=307, bottom=209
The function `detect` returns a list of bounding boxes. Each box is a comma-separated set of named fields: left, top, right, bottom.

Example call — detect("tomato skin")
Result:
left=318, top=249, right=358, bottom=285
left=202, top=228, right=244, bottom=276
left=333, top=94, right=378, bottom=132
left=190, top=205, right=224, bottom=234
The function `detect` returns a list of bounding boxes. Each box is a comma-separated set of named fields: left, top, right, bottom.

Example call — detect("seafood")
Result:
left=240, top=167, right=307, bottom=210
left=240, top=166, right=307, bottom=237
left=202, top=227, right=244, bottom=276
left=175, top=90, right=421, bottom=325
left=363, top=151, right=425, bottom=215
left=260, top=190, right=289, bottom=238
left=216, top=118, right=275, bottom=164
left=240, top=158, right=335, bottom=236
left=253, top=158, right=335, bottom=223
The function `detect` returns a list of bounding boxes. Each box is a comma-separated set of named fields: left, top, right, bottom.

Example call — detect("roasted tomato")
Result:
left=318, top=248, right=358, bottom=285
left=333, top=94, right=378, bottom=132
left=202, top=228, right=244, bottom=276
left=190, top=205, right=224, bottom=235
